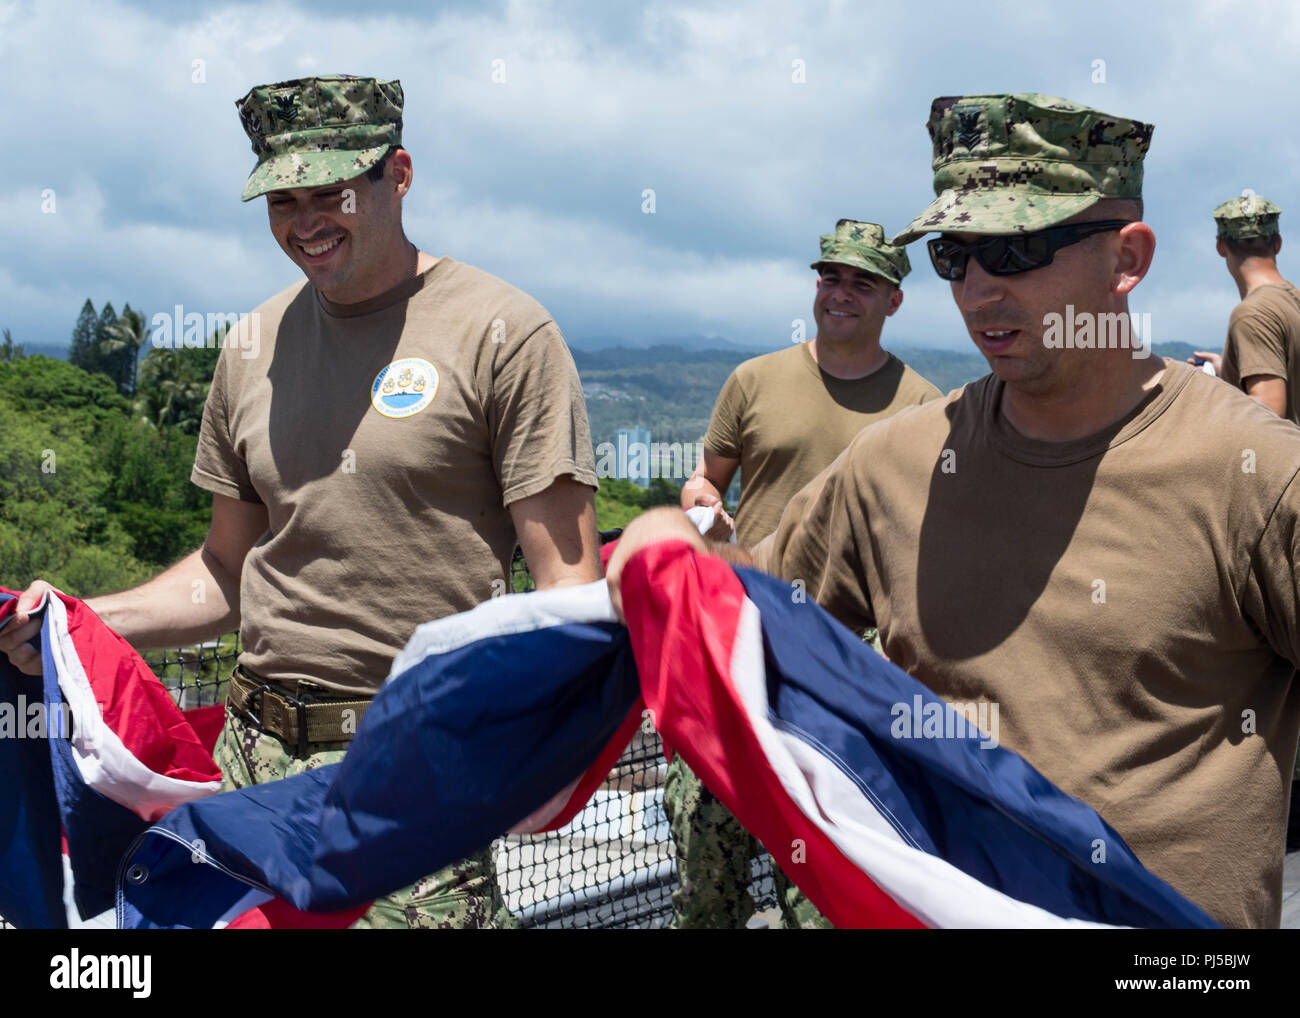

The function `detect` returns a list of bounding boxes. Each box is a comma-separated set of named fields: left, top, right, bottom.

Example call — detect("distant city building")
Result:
left=616, top=426, right=653, bottom=487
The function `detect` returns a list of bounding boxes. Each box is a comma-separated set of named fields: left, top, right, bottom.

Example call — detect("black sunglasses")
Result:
left=927, top=220, right=1133, bottom=281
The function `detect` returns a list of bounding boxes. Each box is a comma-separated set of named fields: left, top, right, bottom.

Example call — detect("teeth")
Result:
left=985, top=330, right=1012, bottom=337
left=303, top=237, right=342, bottom=256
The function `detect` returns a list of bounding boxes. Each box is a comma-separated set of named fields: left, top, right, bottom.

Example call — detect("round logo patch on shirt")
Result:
left=370, top=358, right=439, bottom=419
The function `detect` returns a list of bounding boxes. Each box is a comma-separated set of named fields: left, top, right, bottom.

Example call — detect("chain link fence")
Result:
left=1, top=534, right=779, bottom=929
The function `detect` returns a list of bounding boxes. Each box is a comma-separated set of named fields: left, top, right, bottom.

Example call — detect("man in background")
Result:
left=1193, top=194, right=1300, bottom=852
left=669, top=220, right=940, bottom=928
left=1193, top=195, right=1300, bottom=424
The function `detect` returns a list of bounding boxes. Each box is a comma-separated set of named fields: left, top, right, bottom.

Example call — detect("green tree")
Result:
left=99, top=415, right=207, bottom=564
left=0, top=398, right=150, bottom=596
left=133, top=347, right=210, bottom=434
left=593, top=477, right=683, bottom=531
left=101, top=304, right=150, bottom=395
left=0, top=328, right=23, bottom=364
left=0, top=355, right=128, bottom=440
left=84, top=301, right=119, bottom=380
left=643, top=477, right=681, bottom=507
left=68, top=298, right=97, bottom=370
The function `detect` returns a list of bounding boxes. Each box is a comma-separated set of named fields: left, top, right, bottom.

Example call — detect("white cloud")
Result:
left=2, top=0, right=1297, bottom=354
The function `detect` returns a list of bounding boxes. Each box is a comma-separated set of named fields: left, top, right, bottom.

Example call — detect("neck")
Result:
left=1235, top=257, right=1286, bottom=298
left=322, top=235, right=430, bottom=305
left=808, top=334, right=889, bottom=379
left=1001, top=351, right=1167, bottom=442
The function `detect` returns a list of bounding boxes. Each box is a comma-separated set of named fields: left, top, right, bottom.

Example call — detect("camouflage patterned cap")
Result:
left=236, top=75, right=404, bottom=202
left=811, top=220, right=911, bottom=284
left=892, top=93, right=1153, bottom=245
left=1213, top=194, right=1282, bottom=241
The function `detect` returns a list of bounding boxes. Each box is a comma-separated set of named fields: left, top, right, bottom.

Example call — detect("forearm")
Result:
left=86, top=545, right=241, bottom=649
left=680, top=472, right=723, bottom=509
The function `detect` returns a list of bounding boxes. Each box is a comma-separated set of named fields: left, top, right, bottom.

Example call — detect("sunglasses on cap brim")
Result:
left=927, top=220, right=1133, bottom=281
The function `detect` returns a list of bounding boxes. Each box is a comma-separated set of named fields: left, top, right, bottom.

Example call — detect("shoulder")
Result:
left=1231, top=286, right=1292, bottom=328
left=425, top=258, right=555, bottom=333
left=846, top=375, right=991, bottom=466
left=717, top=345, right=804, bottom=398
left=733, top=344, right=805, bottom=379
left=1166, top=359, right=1300, bottom=464
left=890, top=354, right=945, bottom=400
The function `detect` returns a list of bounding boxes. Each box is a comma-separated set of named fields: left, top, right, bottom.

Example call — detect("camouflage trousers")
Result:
left=212, top=706, right=516, bottom=929
left=663, top=754, right=831, bottom=929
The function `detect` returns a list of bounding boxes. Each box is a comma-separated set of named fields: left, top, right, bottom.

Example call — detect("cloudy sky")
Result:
left=3, top=0, right=1298, bottom=354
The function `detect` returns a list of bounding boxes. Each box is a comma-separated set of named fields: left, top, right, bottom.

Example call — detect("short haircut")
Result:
left=1093, top=196, right=1144, bottom=220
left=1223, top=234, right=1279, bottom=259
left=366, top=146, right=402, bottom=184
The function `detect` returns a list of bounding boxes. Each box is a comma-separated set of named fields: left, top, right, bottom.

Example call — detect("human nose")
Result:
left=292, top=202, right=332, bottom=241
left=951, top=252, right=1006, bottom=313
left=823, top=277, right=854, bottom=303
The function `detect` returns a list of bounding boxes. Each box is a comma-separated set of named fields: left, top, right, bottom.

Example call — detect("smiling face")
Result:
left=265, top=151, right=410, bottom=304
left=812, top=264, right=902, bottom=347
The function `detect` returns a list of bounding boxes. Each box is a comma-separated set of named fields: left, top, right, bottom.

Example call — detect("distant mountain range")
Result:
left=574, top=341, right=1202, bottom=448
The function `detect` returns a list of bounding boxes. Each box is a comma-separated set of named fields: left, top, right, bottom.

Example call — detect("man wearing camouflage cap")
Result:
left=668, top=220, right=939, bottom=928
left=2, top=75, right=602, bottom=928
left=1196, top=195, right=1300, bottom=851
left=610, top=94, right=1300, bottom=927
left=1191, top=196, right=1300, bottom=427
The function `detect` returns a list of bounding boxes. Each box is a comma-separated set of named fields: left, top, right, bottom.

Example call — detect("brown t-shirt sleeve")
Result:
left=190, top=346, right=261, bottom=503
left=703, top=369, right=746, bottom=460
left=488, top=320, right=598, bottom=507
left=1241, top=469, right=1300, bottom=668
left=1228, top=302, right=1288, bottom=384
left=752, top=436, right=875, bottom=633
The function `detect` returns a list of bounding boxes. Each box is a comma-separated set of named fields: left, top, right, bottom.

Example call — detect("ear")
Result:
left=390, top=148, right=414, bottom=198
left=1274, top=234, right=1283, bottom=257
left=1112, top=222, right=1156, bottom=297
left=886, top=287, right=904, bottom=316
left=1216, top=237, right=1228, bottom=259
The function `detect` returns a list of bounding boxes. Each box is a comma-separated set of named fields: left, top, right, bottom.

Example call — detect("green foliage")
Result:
left=0, top=355, right=128, bottom=423
left=134, top=347, right=211, bottom=434
left=100, top=304, right=149, bottom=395
left=68, top=299, right=97, bottom=371
left=0, top=347, right=210, bottom=597
left=0, top=328, right=23, bottom=364
left=0, top=401, right=153, bottom=596
left=595, top=476, right=682, bottom=531
left=99, top=415, right=207, bottom=563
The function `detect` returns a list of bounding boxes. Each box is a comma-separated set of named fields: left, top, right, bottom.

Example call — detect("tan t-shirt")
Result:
left=704, top=344, right=941, bottom=546
left=755, top=360, right=1300, bottom=928
left=1220, top=281, right=1300, bottom=425
left=192, top=258, right=597, bottom=696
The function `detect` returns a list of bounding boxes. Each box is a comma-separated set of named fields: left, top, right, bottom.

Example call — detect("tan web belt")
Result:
left=228, top=665, right=371, bottom=757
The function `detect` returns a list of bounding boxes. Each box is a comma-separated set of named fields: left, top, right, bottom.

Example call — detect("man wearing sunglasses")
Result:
left=607, top=93, right=1300, bottom=927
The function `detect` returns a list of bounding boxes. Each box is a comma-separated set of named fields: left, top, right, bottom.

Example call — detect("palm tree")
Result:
left=133, top=348, right=209, bottom=434
left=100, top=307, right=150, bottom=395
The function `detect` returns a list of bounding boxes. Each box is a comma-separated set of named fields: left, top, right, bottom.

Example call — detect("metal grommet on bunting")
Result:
left=126, top=863, right=149, bottom=885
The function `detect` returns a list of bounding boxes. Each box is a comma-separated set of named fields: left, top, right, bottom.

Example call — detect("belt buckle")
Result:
left=246, top=682, right=310, bottom=758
